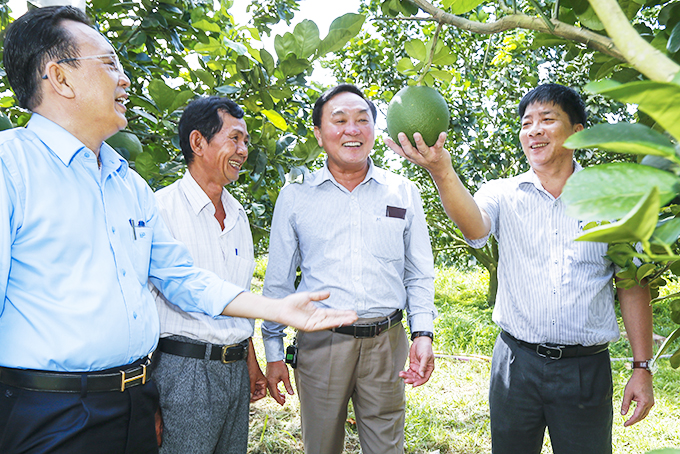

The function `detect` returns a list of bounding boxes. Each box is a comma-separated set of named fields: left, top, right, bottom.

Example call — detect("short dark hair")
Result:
left=518, top=83, right=587, bottom=127
left=3, top=6, right=91, bottom=110
left=178, top=96, right=245, bottom=165
left=312, top=84, right=377, bottom=127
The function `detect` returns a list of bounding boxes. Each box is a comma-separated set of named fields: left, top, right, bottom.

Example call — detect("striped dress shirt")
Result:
left=151, top=171, right=256, bottom=345
left=466, top=162, right=619, bottom=346
left=262, top=159, right=436, bottom=362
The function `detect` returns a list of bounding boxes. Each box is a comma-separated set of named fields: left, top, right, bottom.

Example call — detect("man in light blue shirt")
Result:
left=0, top=7, right=355, bottom=454
left=262, top=84, right=437, bottom=454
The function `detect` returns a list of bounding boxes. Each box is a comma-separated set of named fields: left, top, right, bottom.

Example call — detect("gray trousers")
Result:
left=489, top=332, right=613, bottom=454
left=294, top=324, right=409, bottom=454
left=151, top=336, right=250, bottom=454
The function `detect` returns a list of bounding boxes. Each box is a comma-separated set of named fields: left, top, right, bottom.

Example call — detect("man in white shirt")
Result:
left=387, top=83, right=654, bottom=454
left=151, top=96, right=267, bottom=454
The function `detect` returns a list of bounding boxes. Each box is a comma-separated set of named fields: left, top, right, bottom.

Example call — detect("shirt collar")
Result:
left=519, top=160, right=582, bottom=192
left=26, top=113, right=128, bottom=175
left=179, top=170, right=245, bottom=222
left=309, top=157, right=386, bottom=188
left=179, top=170, right=215, bottom=216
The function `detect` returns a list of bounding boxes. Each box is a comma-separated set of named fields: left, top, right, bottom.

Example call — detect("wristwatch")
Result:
left=411, top=331, right=434, bottom=341
left=631, top=358, right=658, bottom=375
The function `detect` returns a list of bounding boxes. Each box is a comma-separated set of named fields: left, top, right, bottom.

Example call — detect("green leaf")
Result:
left=167, top=90, right=194, bottom=115
left=318, top=13, right=365, bottom=55
left=194, top=37, right=225, bottom=55
left=405, top=39, right=427, bottom=62
left=585, top=80, right=680, bottom=141
left=134, top=151, right=158, bottom=181
left=260, top=49, right=276, bottom=75
left=653, top=326, right=680, bottom=362
left=148, top=79, right=177, bottom=113
left=650, top=217, right=680, bottom=246
left=262, top=109, right=288, bottom=130
left=192, top=69, right=215, bottom=88
left=563, top=123, right=676, bottom=158
left=636, top=263, right=656, bottom=281
left=442, top=0, right=486, bottom=14
left=396, top=57, right=415, bottom=73
left=430, top=70, right=454, bottom=83
left=274, top=32, right=300, bottom=60
left=563, top=163, right=680, bottom=220
left=671, top=348, right=680, bottom=368
left=575, top=186, right=660, bottom=245
left=279, top=57, right=310, bottom=77
left=668, top=21, right=680, bottom=53
left=646, top=448, right=680, bottom=454
left=671, top=299, right=680, bottom=324
left=576, top=5, right=605, bottom=30
left=192, top=18, right=222, bottom=33
left=294, top=20, right=321, bottom=59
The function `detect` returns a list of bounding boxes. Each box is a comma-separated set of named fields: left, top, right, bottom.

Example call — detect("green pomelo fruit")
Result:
left=0, top=112, right=14, bottom=131
left=106, top=130, right=143, bottom=161
left=386, top=85, right=450, bottom=147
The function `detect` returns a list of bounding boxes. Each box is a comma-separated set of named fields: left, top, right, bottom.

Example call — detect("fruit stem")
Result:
left=416, top=22, right=443, bottom=86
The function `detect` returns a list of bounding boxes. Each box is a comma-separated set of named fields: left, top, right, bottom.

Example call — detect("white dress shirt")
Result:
left=152, top=171, right=256, bottom=345
left=466, top=162, right=619, bottom=346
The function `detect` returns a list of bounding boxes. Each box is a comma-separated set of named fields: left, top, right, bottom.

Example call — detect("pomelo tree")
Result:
left=0, top=0, right=364, bottom=250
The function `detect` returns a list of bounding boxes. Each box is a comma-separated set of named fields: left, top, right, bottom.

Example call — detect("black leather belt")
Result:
left=158, top=338, right=249, bottom=363
left=0, top=355, right=153, bottom=393
left=331, top=310, right=402, bottom=338
left=502, top=331, right=608, bottom=360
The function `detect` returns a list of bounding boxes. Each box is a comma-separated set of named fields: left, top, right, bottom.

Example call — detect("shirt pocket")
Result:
left=225, top=254, right=256, bottom=290
left=362, top=213, right=405, bottom=262
left=132, top=226, right=153, bottom=284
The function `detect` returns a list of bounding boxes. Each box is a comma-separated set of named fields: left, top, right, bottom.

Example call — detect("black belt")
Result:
left=502, top=331, right=608, bottom=360
left=0, top=355, right=153, bottom=393
left=158, top=338, right=249, bottom=363
left=331, top=310, right=402, bottom=338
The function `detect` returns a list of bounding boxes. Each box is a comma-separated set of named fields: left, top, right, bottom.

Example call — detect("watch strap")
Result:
left=411, top=331, right=434, bottom=341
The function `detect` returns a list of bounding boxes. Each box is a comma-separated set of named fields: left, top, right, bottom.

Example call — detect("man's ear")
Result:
left=43, top=62, right=76, bottom=99
left=573, top=123, right=584, bottom=134
left=189, top=130, right=206, bottom=156
left=313, top=126, right=323, bottom=147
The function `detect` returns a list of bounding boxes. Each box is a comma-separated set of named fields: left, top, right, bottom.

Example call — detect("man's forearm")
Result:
left=617, top=281, right=653, bottom=360
left=429, top=168, right=490, bottom=240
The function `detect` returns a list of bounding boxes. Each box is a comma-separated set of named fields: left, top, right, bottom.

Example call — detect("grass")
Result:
left=247, top=263, right=680, bottom=453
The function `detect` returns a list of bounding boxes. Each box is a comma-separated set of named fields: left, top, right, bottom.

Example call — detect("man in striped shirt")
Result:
left=387, top=83, right=654, bottom=454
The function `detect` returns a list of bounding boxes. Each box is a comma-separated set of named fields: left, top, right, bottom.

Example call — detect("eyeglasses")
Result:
left=42, top=53, right=124, bottom=79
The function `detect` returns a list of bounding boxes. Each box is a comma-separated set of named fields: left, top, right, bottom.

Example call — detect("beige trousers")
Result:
left=294, top=323, right=409, bottom=454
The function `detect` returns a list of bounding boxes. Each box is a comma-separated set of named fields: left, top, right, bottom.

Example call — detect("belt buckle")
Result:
left=221, top=344, right=240, bottom=364
left=120, top=361, right=148, bottom=392
left=354, top=325, right=376, bottom=338
left=536, top=343, right=563, bottom=360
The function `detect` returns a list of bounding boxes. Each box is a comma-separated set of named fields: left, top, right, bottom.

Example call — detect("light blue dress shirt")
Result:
left=0, top=114, right=243, bottom=372
left=262, top=159, right=436, bottom=362
left=465, top=163, right=619, bottom=346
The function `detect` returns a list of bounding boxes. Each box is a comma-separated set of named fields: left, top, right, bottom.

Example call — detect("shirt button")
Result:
left=133, top=312, right=138, bottom=319
left=122, top=269, right=126, bottom=276
left=84, top=152, right=91, bottom=158
left=352, top=221, right=358, bottom=226
left=112, top=227, right=116, bottom=233
left=353, top=276, right=360, bottom=281
left=353, top=248, right=358, bottom=253
left=553, top=289, right=557, bottom=294
left=554, top=260, right=558, bottom=264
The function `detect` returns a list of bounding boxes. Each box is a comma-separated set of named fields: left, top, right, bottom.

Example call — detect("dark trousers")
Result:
left=489, top=332, right=613, bottom=454
left=0, top=379, right=159, bottom=454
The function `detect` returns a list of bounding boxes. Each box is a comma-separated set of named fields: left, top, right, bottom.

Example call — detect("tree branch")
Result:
left=407, top=0, right=623, bottom=60
left=588, top=0, right=679, bottom=82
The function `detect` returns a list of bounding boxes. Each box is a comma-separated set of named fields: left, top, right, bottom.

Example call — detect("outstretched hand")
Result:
left=385, top=131, right=451, bottom=177
left=277, top=291, right=358, bottom=332
left=399, top=336, right=435, bottom=387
